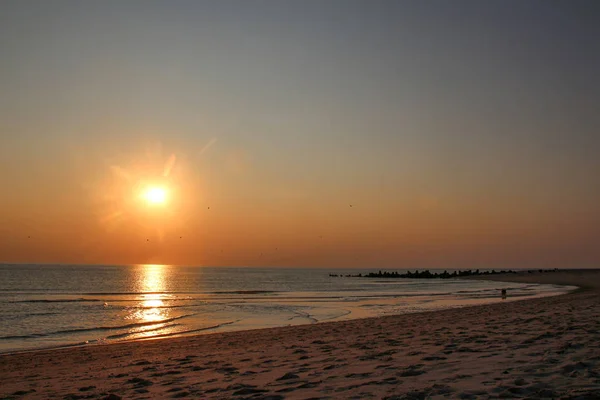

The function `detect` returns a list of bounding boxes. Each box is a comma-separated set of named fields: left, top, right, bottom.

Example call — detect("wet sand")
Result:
left=1, top=269, right=599, bottom=399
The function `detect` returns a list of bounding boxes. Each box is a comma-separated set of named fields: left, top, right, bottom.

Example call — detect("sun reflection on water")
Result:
left=128, top=264, right=170, bottom=325
left=141, top=264, right=166, bottom=293
left=139, top=295, right=165, bottom=322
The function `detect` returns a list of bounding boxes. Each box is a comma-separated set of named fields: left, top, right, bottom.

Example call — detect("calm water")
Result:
left=0, top=264, right=574, bottom=353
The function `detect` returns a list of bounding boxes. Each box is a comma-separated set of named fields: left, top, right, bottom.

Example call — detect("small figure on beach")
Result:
left=501, top=288, right=507, bottom=299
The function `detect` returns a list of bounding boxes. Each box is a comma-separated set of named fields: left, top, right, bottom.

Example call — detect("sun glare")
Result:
left=144, top=187, right=167, bottom=205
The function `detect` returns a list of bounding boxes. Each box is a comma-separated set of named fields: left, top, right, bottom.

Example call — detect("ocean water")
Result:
left=0, top=264, right=573, bottom=353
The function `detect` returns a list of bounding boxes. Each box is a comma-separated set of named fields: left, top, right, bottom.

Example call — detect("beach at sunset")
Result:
left=1, top=269, right=599, bottom=399
left=2, top=0, right=599, bottom=399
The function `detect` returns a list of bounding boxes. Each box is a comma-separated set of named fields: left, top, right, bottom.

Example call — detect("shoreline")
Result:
left=0, top=278, right=573, bottom=357
left=0, top=285, right=574, bottom=358
left=466, top=268, right=600, bottom=291
left=1, top=269, right=599, bottom=399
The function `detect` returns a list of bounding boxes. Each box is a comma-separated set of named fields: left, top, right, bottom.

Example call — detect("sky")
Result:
left=0, top=0, right=599, bottom=268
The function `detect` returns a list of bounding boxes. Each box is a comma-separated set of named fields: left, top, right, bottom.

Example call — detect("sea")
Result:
left=0, top=264, right=575, bottom=354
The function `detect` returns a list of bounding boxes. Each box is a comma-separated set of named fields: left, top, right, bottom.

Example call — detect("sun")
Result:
left=144, top=187, right=167, bottom=205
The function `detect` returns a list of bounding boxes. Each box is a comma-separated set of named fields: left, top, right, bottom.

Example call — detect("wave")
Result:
left=77, top=291, right=230, bottom=296
left=97, top=321, right=239, bottom=343
left=79, top=292, right=179, bottom=296
left=0, top=312, right=59, bottom=322
left=455, top=289, right=497, bottom=294
left=104, top=323, right=184, bottom=340
left=2, top=291, right=189, bottom=296
left=237, top=292, right=449, bottom=301
left=9, top=299, right=203, bottom=306
left=133, top=320, right=239, bottom=340
left=0, top=313, right=196, bottom=340
left=3, top=290, right=279, bottom=296
left=122, top=304, right=198, bottom=310
left=317, top=309, right=352, bottom=321
left=10, top=298, right=103, bottom=304
left=208, top=290, right=277, bottom=295
left=56, top=320, right=239, bottom=345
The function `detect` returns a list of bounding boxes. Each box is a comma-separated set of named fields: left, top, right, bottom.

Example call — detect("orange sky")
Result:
left=0, top=138, right=598, bottom=268
left=1, top=2, right=599, bottom=268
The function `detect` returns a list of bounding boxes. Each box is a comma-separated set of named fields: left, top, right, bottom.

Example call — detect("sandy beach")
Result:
left=1, top=269, right=599, bottom=399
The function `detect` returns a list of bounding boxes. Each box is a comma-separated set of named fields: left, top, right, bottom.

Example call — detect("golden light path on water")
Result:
left=125, top=264, right=174, bottom=338
left=140, top=264, right=167, bottom=322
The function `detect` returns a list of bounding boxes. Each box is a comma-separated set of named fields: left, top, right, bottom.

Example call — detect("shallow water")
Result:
left=0, top=264, right=574, bottom=353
